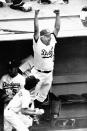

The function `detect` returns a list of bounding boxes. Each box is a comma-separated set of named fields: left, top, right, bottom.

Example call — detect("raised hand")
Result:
left=35, top=10, right=40, bottom=15
left=54, top=9, right=60, bottom=14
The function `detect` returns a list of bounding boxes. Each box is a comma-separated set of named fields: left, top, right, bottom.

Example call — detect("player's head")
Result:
left=40, top=29, right=51, bottom=45
left=8, top=59, right=19, bottom=78
left=24, top=75, right=39, bottom=91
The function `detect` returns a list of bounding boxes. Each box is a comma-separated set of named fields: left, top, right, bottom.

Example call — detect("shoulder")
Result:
left=16, top=89, right=26, bottom=98
left=1, top=74, right=9, bottom=80
left=19, top=89, right=30, bottom=96
left=18, top=89, right=31, bottom=101
left=51, top=33, right=57, bottom=40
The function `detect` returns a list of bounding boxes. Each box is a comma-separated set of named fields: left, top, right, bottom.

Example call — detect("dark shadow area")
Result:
left=0, top=100, right=4, bottom=131
left=0, top=39, right=33, bottom=78
left=54, top=36, right=87, bottom=76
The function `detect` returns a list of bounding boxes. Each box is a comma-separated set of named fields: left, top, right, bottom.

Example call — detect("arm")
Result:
left=53, top=10, right=60, bottom=37
left=21, top=108, right=44, bottom=115
left=34, top=10, right=40, bottom=41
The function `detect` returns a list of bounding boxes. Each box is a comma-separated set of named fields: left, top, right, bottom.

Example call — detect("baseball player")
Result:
left=30, top=9, right=60, bottom=103
left=4, top=76, right=44, bottom=131
left=0, top=60, right=25, bottom=101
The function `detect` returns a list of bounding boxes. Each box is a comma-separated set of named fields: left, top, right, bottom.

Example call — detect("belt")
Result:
left=37, top=69, right=52, bottom=73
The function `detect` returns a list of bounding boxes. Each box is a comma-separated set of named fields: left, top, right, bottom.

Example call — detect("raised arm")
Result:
left=34, top=10, right=40, bottom=41
left=53, top=10, right=60, bottom=37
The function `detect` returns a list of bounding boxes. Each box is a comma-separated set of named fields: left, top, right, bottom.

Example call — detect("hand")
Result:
left=35, top=108, right=44, bottom=115
left=54, top=9, right=60, bottom=14
left=39, top=109, right=44, bottom=114
left=35, top=10, right=40, bottom=15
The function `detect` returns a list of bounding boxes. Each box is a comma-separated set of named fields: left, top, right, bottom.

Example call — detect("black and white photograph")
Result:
left=0, top=0, right=87, bottom=131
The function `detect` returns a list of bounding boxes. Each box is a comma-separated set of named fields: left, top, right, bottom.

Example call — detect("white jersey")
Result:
left=0, top=73, right=25, bottom=89
left=5, top=89, right=34, bottom=113
left=0, top=73, right=25, bottom=98
left=33, top=33, right=57, bottom=71
left=11, top=74, right=25, bottom=89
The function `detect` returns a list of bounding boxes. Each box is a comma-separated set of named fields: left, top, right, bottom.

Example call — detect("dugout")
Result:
left=0, top=36, right=87, bottom=95
left=1, top=37, right=87, bottom=119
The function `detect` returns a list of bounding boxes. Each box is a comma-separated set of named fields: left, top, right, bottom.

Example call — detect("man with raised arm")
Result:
left=30, top=9, right=60, bottom=105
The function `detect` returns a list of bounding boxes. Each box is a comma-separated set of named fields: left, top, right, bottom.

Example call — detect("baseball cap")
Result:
left=40, top=29, right=51, bottom=36
left=8, top=59, right=20, bottom=69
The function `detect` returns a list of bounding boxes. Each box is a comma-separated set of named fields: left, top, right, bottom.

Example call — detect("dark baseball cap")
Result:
left=40, top=29, right=51, bottom=36
left=8, top=59, right=20, bottom=69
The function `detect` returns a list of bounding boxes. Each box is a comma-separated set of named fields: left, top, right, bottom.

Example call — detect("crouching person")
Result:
left=4, top=75, right=44, bottom=131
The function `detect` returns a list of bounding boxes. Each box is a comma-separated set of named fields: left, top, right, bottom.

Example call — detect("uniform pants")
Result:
left=31, top=67, right=53, bottom=102
left=4, top=109, right=33, bottom=131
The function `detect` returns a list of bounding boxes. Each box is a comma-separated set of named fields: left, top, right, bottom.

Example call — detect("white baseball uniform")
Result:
left=31, top=33, right=57, bottom=102
left=0, top=73, right=25, bottom=98
left=4, top=88, right=34, bottom=131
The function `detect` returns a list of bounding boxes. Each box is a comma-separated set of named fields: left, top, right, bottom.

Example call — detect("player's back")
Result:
left=5, top=89, right=30, bottom=113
